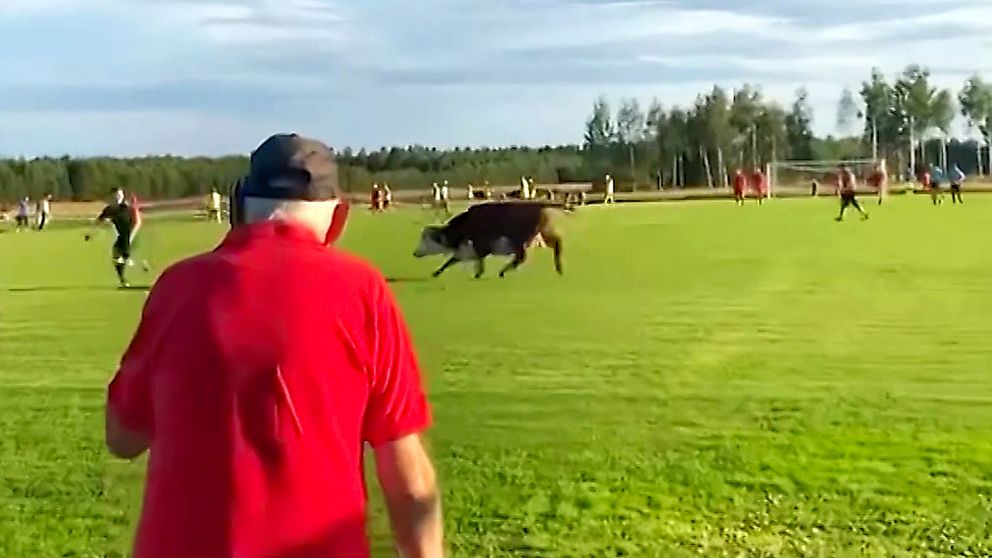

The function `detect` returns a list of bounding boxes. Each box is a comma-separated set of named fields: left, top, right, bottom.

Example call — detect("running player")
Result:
left=918, top=166, right=932, bottom=200
left=604, top=174, right=615, bottom=204
left=928, top=165, right=944, bottom=206
left=89, top=188, right=141, bottom=288
left=15, top=197, right=30, bottom=230
left=835, top=164, right=869, bottom=221
left=950, top=165, right=966, bottom=204
left=867, top=163, right=888, bottom=205
left=207, top=188, right=223, bottom=223
left=36, top=193, right=52, bottom=230
left=732, top=168, right=747, bottom=206
left=749, top=167, right=767, bottom=205
left=370, top=183, right=384, bottom=212
left=383, top=183, right=393, bottom=210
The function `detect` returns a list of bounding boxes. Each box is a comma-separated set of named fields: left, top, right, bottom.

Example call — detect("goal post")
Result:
left=769, top=158, right=883, bottom=197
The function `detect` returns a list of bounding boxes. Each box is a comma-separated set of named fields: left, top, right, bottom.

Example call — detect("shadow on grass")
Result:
left=386, top=276, right=430, bottom=284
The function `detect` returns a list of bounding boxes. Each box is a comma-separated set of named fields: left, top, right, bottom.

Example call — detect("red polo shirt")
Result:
left=108, top=221, right=431, bottom=558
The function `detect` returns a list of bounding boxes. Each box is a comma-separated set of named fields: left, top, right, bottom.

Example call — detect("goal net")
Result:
left=769, top=158, right=883, bottom=197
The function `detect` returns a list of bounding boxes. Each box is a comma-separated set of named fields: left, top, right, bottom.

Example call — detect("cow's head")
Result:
left=413, top=226, right=452, bottom=257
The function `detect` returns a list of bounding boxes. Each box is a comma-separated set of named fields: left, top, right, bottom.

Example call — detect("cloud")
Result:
left=1, top=0, right=992, bottom=155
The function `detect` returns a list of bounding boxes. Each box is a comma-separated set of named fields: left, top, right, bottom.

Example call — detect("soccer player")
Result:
left=15, top=196, right=30, bottom=231
left=867, top=163, right=888, bottom=205
left=34, top=194, right=52, bottom=230
left=749, top=167, right=767, bottom=205
left=950, top=165, right=966, bottom=204
left=918, top=166, right=932, bottom=198
left=383, top=182, right=393, bottom=210
left=370, top=183, right=383, bottom=212
left=835, top=164, right=869, bottom=221
left=90, top=188, right=141, bottom=288
left=440, top=180, right=450, bottom=214
left=207, top=188, right=223, bottom=223
left=733, top=168, right=747, bottom=206
left=928, top=165, right=944, bottom=206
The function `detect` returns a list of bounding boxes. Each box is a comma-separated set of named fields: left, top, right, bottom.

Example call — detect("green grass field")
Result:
left=2, top=197, right=992, bottom=557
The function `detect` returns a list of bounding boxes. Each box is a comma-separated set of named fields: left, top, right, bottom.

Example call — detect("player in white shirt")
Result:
left=208, top=189, right=223, bottom=223
left=440, top=180, right=451, bottom=214
left=604, top=174, right=615, bottom=204
left=36, top=193, right=52, bottom=230
left=383, top=183, right=393, bottom=210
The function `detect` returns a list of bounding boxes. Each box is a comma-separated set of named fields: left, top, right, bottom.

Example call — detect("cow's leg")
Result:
left=432, top=256, right=458, bottom=278
left=543, top=232, right=564, bottom=275
left=499, top=247, right=527, bottom=278
left=474, top=256, right=486, bottom=279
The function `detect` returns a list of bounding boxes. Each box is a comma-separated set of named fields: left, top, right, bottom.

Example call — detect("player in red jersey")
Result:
left=867, top=163, right=888, bottom=205
left=732, top=168, right=747, bottom=206
left=918, top=167, right=932, bottom=198
left=749, top=167, right=767, bottom=205
left=835, top=164, right=869, bottom=221
left=370, top=183, right=385, bottom=212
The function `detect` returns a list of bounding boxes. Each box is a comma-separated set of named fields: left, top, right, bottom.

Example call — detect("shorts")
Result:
left=15, top=215, right=29, bottom=227
left=951, top=183, right=961, bottom=192
left=930, top=183, right=942, bottom=191
left=113, top=235, right=133, bottom=260
left=840, top=191, right=857, bottom=207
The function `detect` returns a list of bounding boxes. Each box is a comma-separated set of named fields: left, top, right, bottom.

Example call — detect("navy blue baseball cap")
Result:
left=243, top=134, right=341, bottom=201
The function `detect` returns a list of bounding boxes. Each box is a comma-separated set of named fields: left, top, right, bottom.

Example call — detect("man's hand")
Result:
left=374, top=434, right=443, bottom=558
left=105, top=405, right=150, bottom=459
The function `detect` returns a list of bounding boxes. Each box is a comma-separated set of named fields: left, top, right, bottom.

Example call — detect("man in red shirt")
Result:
left=749, top=167, right=767, bottom=205
left=732, top=168, right=747, bottom=206
left=867, top=162, right=888, bottom=205
left=105, top=134, right=443, bottom=558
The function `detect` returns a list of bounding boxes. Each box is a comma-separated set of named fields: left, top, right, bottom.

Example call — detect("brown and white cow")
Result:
left=413, top=201, right=565, bottom=279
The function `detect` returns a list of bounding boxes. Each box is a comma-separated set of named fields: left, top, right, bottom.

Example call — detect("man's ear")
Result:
left=324, top=200, right=350, bottom=245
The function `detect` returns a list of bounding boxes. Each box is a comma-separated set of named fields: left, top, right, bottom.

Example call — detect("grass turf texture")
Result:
left=2, top=197, right=992, bottom=557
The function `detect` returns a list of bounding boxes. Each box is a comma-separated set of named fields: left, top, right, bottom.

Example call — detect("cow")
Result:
left=413, top=201, right=565, bottom=279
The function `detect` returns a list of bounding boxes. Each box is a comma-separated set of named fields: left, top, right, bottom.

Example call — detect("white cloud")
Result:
left=0, top=0, right=103, bottom=17
left=151, top=0, right=351, bottom=44
left=2, top=0, right=992, bottom=154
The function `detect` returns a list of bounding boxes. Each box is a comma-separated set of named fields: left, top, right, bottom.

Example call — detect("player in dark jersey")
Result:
left=928, top=165, right=944, bottom=206
left=88, top=188, right=139, bottom=287
left=835, top=164, right=869, bottom=222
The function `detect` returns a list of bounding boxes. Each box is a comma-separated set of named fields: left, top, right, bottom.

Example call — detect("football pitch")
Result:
left=2, top=197, right=992, bottom=557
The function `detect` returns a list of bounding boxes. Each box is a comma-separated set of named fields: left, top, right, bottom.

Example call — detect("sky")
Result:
left=2, top=0, right=991, bottom=157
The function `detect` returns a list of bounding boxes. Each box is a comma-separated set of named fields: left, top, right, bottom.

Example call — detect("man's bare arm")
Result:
left=374, top=434, right=443, bottom=558
left=105, top=406, right=150, bottom=459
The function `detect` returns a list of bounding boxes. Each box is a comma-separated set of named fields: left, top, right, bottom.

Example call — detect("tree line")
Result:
left=1, top=64, right=990, bottom=202
left=585, top=65, right=992, bottom=189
